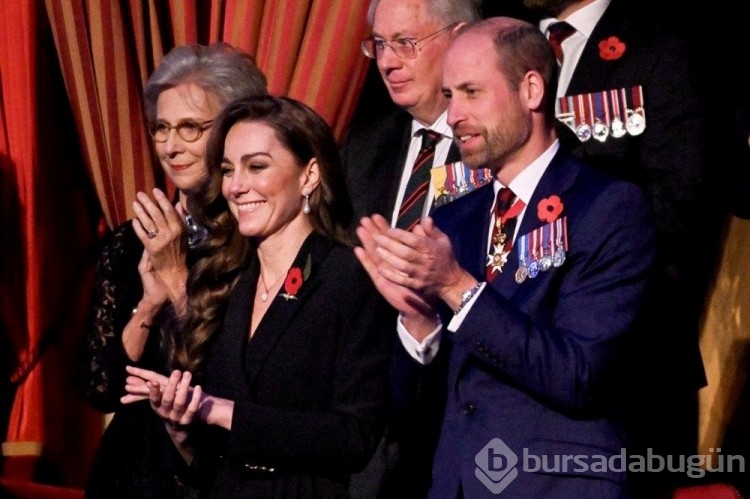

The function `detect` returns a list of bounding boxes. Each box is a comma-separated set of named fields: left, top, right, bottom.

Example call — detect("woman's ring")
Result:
left=147, top=229, right=159, bottom=239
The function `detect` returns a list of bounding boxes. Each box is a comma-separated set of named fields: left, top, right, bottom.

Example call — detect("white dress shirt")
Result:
left=390, top=111, right=454, bottom=227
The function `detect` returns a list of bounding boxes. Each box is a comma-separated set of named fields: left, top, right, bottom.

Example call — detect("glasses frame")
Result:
left=361, top=23, right=458, bottom=60
left=148, top=119, right=215, bottom=143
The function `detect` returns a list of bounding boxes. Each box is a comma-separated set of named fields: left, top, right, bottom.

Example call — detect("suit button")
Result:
left=462, top=402, right=476, bottom=416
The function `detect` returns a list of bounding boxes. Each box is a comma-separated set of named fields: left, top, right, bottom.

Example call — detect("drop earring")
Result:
left=303, top=193, right=311, bottom=214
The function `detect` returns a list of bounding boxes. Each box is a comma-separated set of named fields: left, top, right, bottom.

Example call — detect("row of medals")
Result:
left=489, top=219, right=568, bottom=284
left=555, top=86, right=646, bottom=143
left=434, top=164, right=493, bottom=209
left=514, top=217, right=568, bottom=284
left=515, top=242, right=566, bottom=284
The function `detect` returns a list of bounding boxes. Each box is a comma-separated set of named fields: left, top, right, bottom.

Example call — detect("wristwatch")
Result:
left=455, top=282, right=482, bottom=315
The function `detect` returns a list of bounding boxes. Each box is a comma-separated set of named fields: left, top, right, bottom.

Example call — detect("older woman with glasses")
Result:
left=79, top=42, right=267, bottom=499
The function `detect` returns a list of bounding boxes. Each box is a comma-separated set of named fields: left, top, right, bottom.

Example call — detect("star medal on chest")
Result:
left=487, top=217, right=511, bottom=274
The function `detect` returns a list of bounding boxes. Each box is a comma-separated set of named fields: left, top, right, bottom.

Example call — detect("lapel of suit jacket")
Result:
left=435, top=183, right=495, bottom=280
left=210, top=258, right=257, bottom=396
left=491, top=149, right=579, bottom=299
left=245, top=232, right=332, bottom=384
left=566, top=0, right=627, bottom=95
left=381, top=111, right=413, bottom=216
left=445, top=141, right=461, bottom=164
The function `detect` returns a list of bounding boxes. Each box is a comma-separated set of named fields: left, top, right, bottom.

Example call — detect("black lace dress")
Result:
left=78, top=221, right=195, bottom=499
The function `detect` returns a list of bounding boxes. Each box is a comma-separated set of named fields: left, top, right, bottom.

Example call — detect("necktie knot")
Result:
left=420, top=128, right=442, bottom=149
left=547, top=21, right=576, bottom=64
left=494, top=187, right=516, bottom=217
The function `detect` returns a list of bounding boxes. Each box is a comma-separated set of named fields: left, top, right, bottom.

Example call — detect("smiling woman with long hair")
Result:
left=123, top=96, right=395, bottom=498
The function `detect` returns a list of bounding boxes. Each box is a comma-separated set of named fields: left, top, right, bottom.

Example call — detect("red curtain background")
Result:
left=1, top=0, right=372, bottom=487
left=2, top=0, right=748, bottom=491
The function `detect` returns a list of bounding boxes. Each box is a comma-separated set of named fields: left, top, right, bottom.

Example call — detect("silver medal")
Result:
left=528, top=260, right=540, bottom=279
left=552, top=248, right=566, bottom=267
left=610, top=117, right=626, bottom=138
left=592, top=120, right=609, bottom=142
left=576, top=123, right=592, bottom=142
left=626, top=109, right=646, bottom=136
left=540, top=254, right=553, bottom=272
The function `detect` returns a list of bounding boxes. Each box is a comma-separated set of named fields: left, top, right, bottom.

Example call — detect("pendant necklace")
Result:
left=258, top=270, right=285, bottom=302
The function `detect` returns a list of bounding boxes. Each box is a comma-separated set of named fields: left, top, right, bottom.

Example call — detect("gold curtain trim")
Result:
left=2, top=441, right=43, bottom=456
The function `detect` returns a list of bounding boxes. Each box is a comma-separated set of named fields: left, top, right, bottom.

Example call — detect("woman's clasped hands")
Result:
left=122, top=366, right=203, bottom=429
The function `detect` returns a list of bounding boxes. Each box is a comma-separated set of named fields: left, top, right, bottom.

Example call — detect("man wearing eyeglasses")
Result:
left=343, top=2, right=482, bottom=497
left=342, top=0, right=482, bottom=232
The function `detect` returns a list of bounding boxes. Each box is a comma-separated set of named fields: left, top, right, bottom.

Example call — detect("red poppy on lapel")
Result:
left=280, top=254, right=312, bottom=300
left=599, top=36, right=626, bottom=60
left=537, top=195, right=564, bottom=223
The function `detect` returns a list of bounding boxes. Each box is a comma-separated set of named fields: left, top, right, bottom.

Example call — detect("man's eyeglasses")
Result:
left=148, top=119, right=214, bottom=143
left=361, top=23, right=457, bottom=59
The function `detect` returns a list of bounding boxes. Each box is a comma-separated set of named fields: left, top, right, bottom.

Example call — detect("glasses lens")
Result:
left=178, top=122, right=202, bottom=142
left=393, top=39, right=418, bottom=59
left=149, top=123, right=168, bottom=142
left=361, top=39, right=377, bottom=59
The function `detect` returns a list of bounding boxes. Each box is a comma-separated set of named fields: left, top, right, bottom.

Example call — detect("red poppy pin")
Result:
left=537, top=195, right=564, bottom=223
left=280, top=254, right=312, bottom=300
left=599, top=36, right=626, bottom=61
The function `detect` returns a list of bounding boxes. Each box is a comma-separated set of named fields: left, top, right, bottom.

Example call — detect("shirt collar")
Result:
left=495, top=140, right=560, bottom=206
left=539, top=0, right=610, bottom=40
left=411, top=110, right=453, bottom=139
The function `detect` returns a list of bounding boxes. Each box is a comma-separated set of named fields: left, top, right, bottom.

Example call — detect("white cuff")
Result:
left=396, top=314, right=442, bottom=364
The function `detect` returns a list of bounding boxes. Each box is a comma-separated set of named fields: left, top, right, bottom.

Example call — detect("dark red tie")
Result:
left=397, top=129, right=442, bottom=231
left=547, top=21, right=576, bottom=65
left=486, top=188, right=525, bottom=281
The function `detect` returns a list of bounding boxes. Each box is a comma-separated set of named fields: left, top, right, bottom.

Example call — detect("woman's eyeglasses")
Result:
left=148, top=119, right=214, bottom=143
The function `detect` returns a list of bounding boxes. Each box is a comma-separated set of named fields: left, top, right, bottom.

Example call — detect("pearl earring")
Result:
left=303, top=193, right=311, bottom=214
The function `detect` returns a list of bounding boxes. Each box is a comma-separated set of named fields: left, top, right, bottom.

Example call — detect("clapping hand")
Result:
left=137, top=249, right=170, bottom=310
left=122, top=366, right=203, bottom=429
left=132, top=188, right=189, bottom=308
left=354, top=215, right=435, bottom=316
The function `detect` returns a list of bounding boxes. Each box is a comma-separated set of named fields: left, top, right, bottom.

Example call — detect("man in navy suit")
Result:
left=356, top=16, right=655, bottom=498
left=523, top=0, right=716, bottom=494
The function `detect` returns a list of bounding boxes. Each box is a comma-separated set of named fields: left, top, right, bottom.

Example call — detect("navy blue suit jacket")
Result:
left=420, top=149, right=656, bottom=498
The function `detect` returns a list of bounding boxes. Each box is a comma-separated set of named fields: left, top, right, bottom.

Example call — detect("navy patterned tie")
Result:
left=396, top=129, right=442, bottom=230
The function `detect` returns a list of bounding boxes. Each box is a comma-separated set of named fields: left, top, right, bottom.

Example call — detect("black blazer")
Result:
left=341, top=108, right=460, bottom=223
left=556, top=0, right=708, bottom=388
left=195, top=233, right=395, bottom=498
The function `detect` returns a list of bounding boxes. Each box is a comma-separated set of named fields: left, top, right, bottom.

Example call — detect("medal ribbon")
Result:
left=610, top=89, right=621, bottom=122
